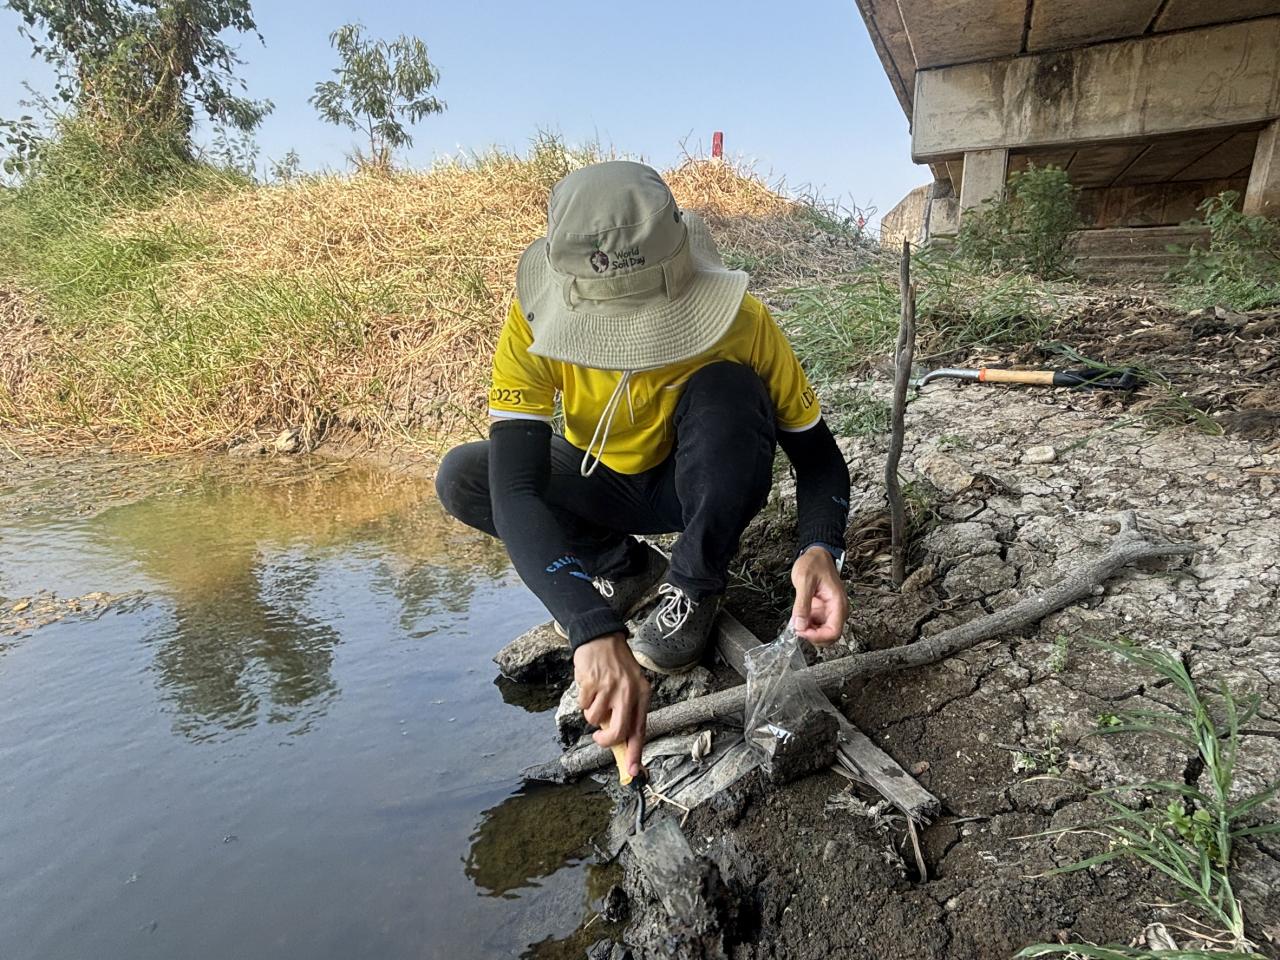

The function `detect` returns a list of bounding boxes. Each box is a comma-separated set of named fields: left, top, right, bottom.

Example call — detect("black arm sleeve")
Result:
left=776, top=417, right=851, bottom=556
left=488, top=419, right=627, bottom=651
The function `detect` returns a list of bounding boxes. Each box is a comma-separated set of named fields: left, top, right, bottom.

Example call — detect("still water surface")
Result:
left=0, top=453, right=611, bottom=960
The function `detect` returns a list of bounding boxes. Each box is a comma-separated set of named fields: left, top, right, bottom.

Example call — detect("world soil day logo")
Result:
left=588, top=246, right=646, bottom=274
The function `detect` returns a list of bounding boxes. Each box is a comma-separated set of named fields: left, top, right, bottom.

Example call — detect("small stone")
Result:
left=900, top=564, right=935, bottom=594
left=10, top=599, right=30, bottom=613
left=915, top=450, right=976, bottom=495
left=1022, top=445, right=1057, bottom=465
left=227, top=440, right=267, bottom=458
left=822, top=839, right=840, bottom=863
left=274, top=428, right=302, bottom=454
left=493, top=622, right=571, bottom=683
left=601, top=884, right=629, bottom=924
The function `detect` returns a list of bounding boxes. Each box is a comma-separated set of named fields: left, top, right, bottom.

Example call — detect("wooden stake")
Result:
left=887, top=238, right=916, bottom=589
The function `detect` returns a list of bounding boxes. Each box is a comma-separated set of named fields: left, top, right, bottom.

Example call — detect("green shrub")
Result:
left=1169, top=191, right=1280, bottom=311
left=956, top=164, right=1080, bottom=278
left=779, top=248, right=1059, bottom=385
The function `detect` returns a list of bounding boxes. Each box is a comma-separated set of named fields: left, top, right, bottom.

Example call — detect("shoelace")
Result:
left=592, top=577, right=615, bottom=599
left=654, top=583, right=693, bottom=638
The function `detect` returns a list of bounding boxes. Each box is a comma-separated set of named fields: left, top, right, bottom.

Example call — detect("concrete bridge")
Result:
left=863, top=1, right=1280, bottom=251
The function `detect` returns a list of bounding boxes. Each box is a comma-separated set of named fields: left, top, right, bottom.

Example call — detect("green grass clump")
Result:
left=1168, top=192, right=1280, bottom=311
left=956, top=164, right=1080, bottom=279
left=780, top=247, right=1059, bottom=384
left=823, top=384, right=891, bottom=438
left=1019, top=639, right=1279, bottom=958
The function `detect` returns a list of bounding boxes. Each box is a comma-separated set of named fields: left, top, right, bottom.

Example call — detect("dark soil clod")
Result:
left=763, top=707, right=840, bottom=785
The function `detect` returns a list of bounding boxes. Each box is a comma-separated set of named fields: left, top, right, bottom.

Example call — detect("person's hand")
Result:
left=574, top=632, right=651, bottom=779
left=789, top=546, right=849, bottom=646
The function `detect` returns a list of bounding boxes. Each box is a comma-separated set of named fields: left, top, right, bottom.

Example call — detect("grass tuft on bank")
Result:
left=0, top=132, right=876, bottom=451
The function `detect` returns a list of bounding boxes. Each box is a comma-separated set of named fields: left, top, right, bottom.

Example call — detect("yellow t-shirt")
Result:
left=488, top=293, right=820, bottom=475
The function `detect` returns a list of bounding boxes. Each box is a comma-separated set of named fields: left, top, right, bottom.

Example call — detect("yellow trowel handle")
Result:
left=978, top=368, right=1057, bottom=385
left=611, top=743, right=634, bottom=786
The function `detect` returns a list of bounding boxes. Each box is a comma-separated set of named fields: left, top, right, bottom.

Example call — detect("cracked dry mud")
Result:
left=616, top=383, right=1280, bottom=960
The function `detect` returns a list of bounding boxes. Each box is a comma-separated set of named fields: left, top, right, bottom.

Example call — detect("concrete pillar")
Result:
left=1243, top=121, right=1280, bottom=219
left=959, top=148, right=1009, bottom=214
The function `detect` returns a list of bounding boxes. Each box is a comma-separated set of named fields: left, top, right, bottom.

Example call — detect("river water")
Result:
left=0, top=451, right=613, bottom=960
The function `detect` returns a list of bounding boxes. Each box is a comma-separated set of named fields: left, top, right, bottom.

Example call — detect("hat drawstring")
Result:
left=581, top=371, right=632, bottom=477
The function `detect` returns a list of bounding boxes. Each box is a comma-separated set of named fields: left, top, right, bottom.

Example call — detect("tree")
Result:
left=310, top=23, right=444, bottom=171
left=6, top=0, right=272, bottom=153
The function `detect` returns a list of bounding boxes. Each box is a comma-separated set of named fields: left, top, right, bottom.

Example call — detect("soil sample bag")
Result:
left=743, top=627, right=839, bottom=783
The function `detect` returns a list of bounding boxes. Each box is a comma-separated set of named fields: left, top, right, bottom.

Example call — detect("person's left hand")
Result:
left=789, top=546, right=849, bottom=646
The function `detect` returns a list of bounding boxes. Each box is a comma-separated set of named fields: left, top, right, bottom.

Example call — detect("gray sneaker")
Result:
left=554, top=546, right=668, bottom=639
left=630, top=583, right=721, bottom=675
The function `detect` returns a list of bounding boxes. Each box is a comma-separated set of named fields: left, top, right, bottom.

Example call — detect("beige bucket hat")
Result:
left=515, top=160, right=749, bottom=372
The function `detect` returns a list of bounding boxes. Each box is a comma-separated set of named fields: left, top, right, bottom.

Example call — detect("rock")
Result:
left=650, top=666, right=712, bottom=708
left=586, top=939, right=613, bottom=960
left=494, top=622, right=571, bottom=683
left=1022, top=445, right=1057, bottom=465
left=274, top=427, right=302, bottom=454
left=556, top=681, right=587, bottom=746
left=900, top=563, right=935, bottom=594
left=227, top=440, right=268, bottom=458
left=601, top=884, right=630, bottom=924
left=914, top=450, right=976, bottom=495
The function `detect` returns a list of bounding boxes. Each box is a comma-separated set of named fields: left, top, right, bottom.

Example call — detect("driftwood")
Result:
left=524, top=512, right=1196, bottom=783
left=886, top=238, right=916, bottom=589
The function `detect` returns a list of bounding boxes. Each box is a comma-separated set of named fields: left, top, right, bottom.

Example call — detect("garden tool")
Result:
left=609, top=723, right=705, bottom=924
left=914, top=365, right=1143, bottom=391
left=610, top=740, right=647, bottom=835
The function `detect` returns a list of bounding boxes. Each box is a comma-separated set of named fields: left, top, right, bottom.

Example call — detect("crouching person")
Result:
left=436, top=161, right=851, bottom=779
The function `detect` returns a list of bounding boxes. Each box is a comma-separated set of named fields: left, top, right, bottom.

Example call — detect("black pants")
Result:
left=435, top=361, right=777, bottom=601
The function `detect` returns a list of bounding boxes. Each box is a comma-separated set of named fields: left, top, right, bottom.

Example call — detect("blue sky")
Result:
left=0, top=1, right=924, bottom=218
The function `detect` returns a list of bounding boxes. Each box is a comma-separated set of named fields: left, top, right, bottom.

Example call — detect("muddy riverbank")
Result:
left=498, top=300, right=1280, bottom=959
left=579, top=376, right=1280, bottom=959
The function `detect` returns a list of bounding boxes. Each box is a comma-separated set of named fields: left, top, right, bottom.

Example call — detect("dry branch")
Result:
left=524, top=512, right=1196, bottom=782
left=886, top=239, right=915, bottom=588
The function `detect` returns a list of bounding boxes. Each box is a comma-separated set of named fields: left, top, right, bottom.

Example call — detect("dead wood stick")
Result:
left=523, top=512, right=1195, bottom=783
left=887, top=238, right=916, bottom=589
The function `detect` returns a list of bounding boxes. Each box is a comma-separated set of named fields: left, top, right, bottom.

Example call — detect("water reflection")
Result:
left=91, top=461, right=510, bottom=739
left=464, top=784, right=612, bottom=899
left=494, top=676, right=564, bottom=714
left=150, top=557, right=339, bottom=738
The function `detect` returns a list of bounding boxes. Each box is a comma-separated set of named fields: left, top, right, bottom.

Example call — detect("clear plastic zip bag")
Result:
left=743, top=625, right=838, bottom=779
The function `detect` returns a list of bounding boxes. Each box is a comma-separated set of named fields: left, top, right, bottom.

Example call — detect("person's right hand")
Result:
left=574, top=633, right=651, bottom=780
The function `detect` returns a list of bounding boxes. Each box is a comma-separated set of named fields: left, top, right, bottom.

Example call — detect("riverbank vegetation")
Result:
left=4, top=132, right=1278, bottom=456
left=0, top=128, right=874, bottom=450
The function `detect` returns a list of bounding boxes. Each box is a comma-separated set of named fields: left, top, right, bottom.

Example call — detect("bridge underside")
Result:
left=858, top=1, right=1280, bottom=238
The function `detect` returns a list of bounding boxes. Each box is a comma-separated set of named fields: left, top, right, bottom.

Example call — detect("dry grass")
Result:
left=0, top=142, right=873, bottom=453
